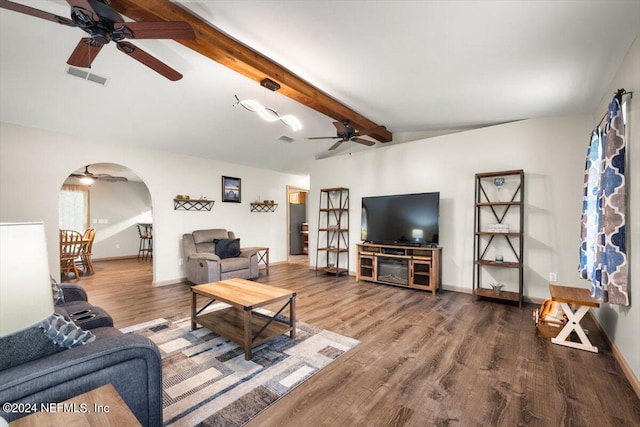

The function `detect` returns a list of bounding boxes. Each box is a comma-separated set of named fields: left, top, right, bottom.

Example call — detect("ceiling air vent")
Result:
left=66, top=66, right=108, bottom=86
left=278, top=135, right=295, bottom=143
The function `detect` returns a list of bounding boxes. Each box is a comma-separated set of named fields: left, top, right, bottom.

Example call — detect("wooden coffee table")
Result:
left=191, top=278, right=296, bottom=360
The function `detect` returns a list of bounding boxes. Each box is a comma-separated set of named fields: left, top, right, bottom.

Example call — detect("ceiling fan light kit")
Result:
left=233, top=95, right=302, bottom=131
left=0, top=0, right=196, bottom=81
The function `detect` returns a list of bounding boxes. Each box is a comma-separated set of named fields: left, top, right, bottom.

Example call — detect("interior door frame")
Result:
left=286, top=185, right=309, bottom=262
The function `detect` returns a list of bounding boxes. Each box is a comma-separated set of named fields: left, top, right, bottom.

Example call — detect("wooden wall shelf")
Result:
left=250, top=202, right=278, bottom=212
left=174, top=199, right=214, bottom=211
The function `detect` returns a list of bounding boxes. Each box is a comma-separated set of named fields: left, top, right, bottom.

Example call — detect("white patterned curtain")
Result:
left=59, top=184, right=90, bottom=232
left=579, top=92, right=628, bottom=305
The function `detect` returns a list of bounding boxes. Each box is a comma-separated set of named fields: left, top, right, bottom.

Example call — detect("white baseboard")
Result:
left=153, top=277, right=188, bottom=287
left=93, top=255, right=139, bottom=261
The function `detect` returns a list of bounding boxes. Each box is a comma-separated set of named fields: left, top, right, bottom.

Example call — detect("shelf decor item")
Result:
left=490, top=283, right=504, bottom=294
left=494, top=176, right=505, bottom=201
left=222, top=176, right=241, bottom=203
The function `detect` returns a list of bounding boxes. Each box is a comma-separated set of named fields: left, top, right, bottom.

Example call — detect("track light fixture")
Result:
left=233, top=95, right=302, bottom=131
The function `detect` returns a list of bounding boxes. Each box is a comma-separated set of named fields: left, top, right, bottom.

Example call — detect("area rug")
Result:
left=122, top=305, right=359, bottom=426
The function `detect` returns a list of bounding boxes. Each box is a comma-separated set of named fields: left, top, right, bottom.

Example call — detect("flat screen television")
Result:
left=361, top=192, right=439, bottom=246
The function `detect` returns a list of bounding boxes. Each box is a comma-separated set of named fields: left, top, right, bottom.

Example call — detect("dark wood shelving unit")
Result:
left=316, top=187, right=349, bottom=277
left=473, top=169, right=524, bottom=307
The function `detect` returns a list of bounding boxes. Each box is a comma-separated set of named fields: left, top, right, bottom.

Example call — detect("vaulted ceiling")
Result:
left=1, top=1, right=639, bottom=175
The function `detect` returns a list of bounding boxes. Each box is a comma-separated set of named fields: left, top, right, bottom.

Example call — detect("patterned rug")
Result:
left=122, top=306, right=359, bottom=426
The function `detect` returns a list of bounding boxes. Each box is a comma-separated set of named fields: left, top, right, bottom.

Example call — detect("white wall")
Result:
left=309, top=33, right=640, bottom=381
left=87, top=179, right=152, bottom=259
left=310, top=115, right=591, bottom=300
left=0, top=123, right=309, bottom=285
left=590, top=34, right=639, bottom=382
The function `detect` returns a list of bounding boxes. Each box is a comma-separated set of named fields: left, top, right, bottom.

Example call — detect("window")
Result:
left=59, top=185, right=89, bottom=232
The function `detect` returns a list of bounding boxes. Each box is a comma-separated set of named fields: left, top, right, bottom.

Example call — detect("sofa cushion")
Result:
left=193, top=229, right=230, bottom=244
left=214, top=238, right=241, bottom=259
left=0, top=304, right=80, bottom=370
left=0, top=325, right=65, bottom=371
left=220, top=256, right=250, bottom=273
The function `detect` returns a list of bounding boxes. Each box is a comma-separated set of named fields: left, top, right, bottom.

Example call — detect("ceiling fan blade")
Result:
left=117, top=41, right=183, bottom=81
left=66, top=0, right=98, bottom=21
left=113, top=21, right=195, bottom=40
left=0, top=0, right=76, bottom=26
left=333, top=121, right=348, bottom=134
left=67, top=38, right=103, bottom=67
left=329, top=140, right=344, bottom=151
left=357, top=125, right=387, bottom=137
left=352, top=137, right=376, bottom=147
left=307, top=136, right=341, bottom=140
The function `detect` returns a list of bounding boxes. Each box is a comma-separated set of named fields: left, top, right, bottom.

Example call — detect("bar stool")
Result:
left=137, top=223, right=153, bottom=260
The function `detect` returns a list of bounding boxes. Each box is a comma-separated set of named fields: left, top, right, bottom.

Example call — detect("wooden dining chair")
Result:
left=80, top=227, right=96, bottom=274
left=60, top=229, right=84, bottom=280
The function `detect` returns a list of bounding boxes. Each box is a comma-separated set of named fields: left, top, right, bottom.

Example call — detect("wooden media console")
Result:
left=356, top=242, right=442, bottom=294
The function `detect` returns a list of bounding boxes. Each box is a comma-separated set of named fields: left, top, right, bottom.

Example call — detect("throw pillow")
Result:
left=214, top=238, right=241, bottom=259
left=51, top=276, right=65, bottom=305
left=40, top=313, right=96, bottom=348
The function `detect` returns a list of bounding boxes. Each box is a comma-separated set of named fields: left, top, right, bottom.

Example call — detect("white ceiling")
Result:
left=1, top=1, right=639, bottom=175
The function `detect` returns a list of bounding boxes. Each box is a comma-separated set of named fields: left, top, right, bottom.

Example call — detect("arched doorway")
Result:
left=59, top=162, right=153, bottom=281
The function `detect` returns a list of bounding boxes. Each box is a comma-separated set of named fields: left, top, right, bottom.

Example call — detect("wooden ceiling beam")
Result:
left=110, top=0, right=392, bottom=142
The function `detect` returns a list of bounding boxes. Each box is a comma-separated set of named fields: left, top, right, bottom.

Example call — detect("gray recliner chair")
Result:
left=182, top=229, right=259, bottom=285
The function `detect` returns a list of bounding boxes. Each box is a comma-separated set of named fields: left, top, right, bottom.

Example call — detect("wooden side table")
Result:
left=10, top=384, right=140, bottom=426
left=244, top=246, right=269, bottom=274
left=549, top=284, right=601, bottom=353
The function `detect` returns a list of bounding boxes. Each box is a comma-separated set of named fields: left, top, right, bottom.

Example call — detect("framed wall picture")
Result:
left=222, top=176, right=241, bottom=203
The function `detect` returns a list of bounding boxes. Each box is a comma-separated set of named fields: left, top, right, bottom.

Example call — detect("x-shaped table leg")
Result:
left=551, top=302, right=598, bottom=353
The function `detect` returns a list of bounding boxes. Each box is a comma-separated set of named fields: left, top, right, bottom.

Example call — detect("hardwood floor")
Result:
left=75, top=259, right=640, bottom=426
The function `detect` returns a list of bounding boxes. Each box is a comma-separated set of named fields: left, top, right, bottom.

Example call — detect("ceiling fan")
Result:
left=308, top=120, right=387, bottom=151
left=0, top=0, right=195, bottom=81
left=70, top=165, right=128, bottom=183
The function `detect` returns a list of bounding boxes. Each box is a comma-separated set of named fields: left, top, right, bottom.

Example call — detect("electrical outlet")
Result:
left=549, top=272, right=557, bottom=282
left=115, top=243, right=120, bottom=249
left=178, top=259, right=183, bottom=266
